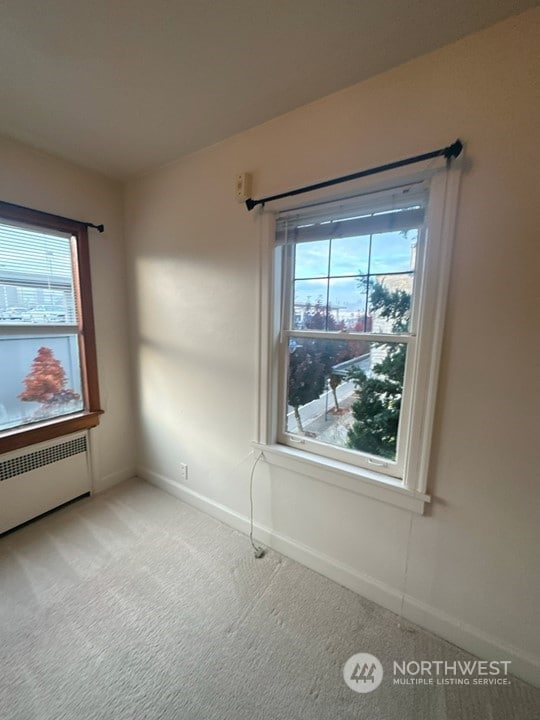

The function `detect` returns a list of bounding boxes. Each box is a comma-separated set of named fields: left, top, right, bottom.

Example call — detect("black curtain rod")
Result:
left=245, top=139, right=463, bottom=211
left=0, top=199, right=104, bottom=233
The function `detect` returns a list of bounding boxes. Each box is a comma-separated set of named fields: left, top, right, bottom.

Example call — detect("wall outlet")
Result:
left=180, top=463, right=188, bottom=481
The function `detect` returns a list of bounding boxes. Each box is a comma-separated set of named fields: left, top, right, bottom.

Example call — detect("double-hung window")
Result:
left=0, top=202, right=101, bottom=453
left=257, top=168, right=460, bottom=513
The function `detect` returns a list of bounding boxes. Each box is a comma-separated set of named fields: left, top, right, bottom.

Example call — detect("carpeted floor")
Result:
left=0, top=478, right=538, bottom=720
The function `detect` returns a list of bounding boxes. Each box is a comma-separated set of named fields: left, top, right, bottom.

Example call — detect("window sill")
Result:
left=252, top=442, right=429, bottom=514
left=0, top=410, right=102, bottom=454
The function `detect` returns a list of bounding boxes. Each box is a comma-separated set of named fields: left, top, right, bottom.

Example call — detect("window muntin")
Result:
left=0, top=202, right=101, bottom=452
left=276, top=188, right=426, bottom=479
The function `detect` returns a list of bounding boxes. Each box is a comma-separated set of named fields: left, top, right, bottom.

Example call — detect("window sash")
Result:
left=277, top=331, right=416, bottom=480
left=275, top=191, right=427, bottom=481
left=281, top=328, right=414, bottom=343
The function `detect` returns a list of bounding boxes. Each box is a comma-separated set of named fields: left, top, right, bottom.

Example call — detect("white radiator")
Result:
left=0, top=431, right=91, bottom=534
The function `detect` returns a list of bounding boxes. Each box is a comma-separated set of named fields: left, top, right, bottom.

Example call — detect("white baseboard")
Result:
left=138, top=466, right=540, bottom=687
left=94, top=467, right=136, bottom=494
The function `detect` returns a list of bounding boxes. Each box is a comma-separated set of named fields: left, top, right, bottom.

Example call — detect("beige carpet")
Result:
left=0, top=478, right=538, bottom=720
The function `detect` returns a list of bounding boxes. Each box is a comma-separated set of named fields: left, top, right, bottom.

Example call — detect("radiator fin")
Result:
left=0, top=436, right=87, bottom=482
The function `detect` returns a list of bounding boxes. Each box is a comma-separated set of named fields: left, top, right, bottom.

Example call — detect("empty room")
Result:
left=0, top=1, right=539, bottom=718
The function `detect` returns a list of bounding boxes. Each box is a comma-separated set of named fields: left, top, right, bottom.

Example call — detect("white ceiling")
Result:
left=0, top=0, right=535, bottom=178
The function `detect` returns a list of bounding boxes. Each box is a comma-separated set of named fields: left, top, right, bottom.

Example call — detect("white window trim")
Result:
left=253, top=163, right=461, bottom=514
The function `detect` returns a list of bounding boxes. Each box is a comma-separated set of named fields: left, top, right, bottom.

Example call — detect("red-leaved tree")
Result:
left=19, top=347, right=80, bottom=408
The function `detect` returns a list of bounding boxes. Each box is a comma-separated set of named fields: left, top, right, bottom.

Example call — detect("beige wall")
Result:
left=126, top=9, right=540, bottom=683
left=0, top=137, right=136, bottom=490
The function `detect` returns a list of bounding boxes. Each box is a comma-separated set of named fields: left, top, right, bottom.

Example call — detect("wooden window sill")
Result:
left=0, top=410, right=103, bottom=454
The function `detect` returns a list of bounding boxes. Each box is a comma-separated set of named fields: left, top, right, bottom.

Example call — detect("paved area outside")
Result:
left=287, top=383, right=357, bottom=449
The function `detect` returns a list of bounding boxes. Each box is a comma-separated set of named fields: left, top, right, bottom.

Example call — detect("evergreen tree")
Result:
left=346, top=282, right=410, bottom=459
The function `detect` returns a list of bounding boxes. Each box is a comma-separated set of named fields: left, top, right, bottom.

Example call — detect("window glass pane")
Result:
left=329, top=235, right=370, bottom=277
left=328, top=277, right=368, bottom=331
left=0, top=222, right=77, bottom=325
left=367, top=274, right=414, bottom=334
left=369, top=229, right=417, bottom=274
left=294, top=279, right=329, bottom=329
left=0, top=335, right=83, bottom=431
left=291, top=228, right=418, bottom=335
left=285, top=336, right=406, bottom=462
left=294, top=240, right=329, bottom=279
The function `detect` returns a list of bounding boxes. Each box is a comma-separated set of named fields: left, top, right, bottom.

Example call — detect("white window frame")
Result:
left=253, top=164, right=461, bottom=514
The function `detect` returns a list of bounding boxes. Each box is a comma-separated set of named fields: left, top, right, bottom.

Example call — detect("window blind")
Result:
left=275, top=183, right=428, bottom=246
left=0, top=221, right=77, bottom=323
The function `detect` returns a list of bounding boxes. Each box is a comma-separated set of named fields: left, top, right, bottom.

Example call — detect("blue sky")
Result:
left=294, top=230, right=416, bottom=311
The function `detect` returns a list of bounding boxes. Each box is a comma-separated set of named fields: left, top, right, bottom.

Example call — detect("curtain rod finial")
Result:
left=245, top=198, right=257, bottom=211
left=444, top=139, right=463, bottom=160
left=87, top=223, right=105, bottom=233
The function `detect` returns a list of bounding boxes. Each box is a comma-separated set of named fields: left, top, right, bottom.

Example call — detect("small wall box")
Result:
left=236, top=173, right=252, bottom=202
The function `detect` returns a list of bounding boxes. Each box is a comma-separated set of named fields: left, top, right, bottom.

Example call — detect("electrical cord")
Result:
left=249, top=451, right=266, bottom=558
left=398, top=510, right=416, bottom=633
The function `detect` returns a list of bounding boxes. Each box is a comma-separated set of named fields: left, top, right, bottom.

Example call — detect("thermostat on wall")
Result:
left=235, top=172, right=252, bottom=202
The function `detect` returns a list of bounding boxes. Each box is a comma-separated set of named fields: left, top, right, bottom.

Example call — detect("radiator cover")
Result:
left=0, top=432, right=91, bottom=534
left=0, top=436, right=87, bottom=483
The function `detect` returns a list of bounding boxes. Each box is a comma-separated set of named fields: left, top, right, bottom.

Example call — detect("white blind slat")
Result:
left=0, top=221, right=77, bottom=323
left=275, top=183, right=427, bottom=245
left=276, top=207, right=424, bottom=246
